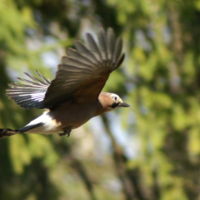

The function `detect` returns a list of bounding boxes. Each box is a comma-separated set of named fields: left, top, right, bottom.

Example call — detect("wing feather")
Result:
left=65, top=48, right=95, bottom=65
left=106, top=28, right=116, bottom=60
left=97, top=29, right=107, bottom=61
left=43, top=27, right=125, bottom=109
left=7, top=71, right=49, bottom=109
left=74, top=41, right=98, bottom=63
left=86, top=33, right=102, bottom=62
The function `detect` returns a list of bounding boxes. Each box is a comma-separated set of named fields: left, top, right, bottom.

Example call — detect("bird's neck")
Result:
left=94, top=93, right=113, bottom=116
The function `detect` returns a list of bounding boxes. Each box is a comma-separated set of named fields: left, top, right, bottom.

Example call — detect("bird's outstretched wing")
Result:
left=7, top=71, right=50, bottom=109
left=43, top=28, right=125, bottom=109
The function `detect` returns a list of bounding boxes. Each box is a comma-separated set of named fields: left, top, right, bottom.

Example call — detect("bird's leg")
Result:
left=58, top=127, right=72, bottom=137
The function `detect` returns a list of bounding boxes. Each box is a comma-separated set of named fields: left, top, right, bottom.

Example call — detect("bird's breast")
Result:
left=49, top=102, right=98, bottom=129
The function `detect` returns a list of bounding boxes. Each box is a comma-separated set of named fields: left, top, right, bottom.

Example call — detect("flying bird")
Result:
left=0, top=27, right=129, bottom=139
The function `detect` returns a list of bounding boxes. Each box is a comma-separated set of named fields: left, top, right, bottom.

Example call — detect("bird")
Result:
left=0, top=27, right=129, bottom=139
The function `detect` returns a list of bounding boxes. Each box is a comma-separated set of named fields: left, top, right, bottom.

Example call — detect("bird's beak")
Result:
left=120, top=102, right=130, bottom=107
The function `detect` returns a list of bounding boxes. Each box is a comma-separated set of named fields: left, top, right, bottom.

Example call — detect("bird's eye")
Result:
left=114, top=96, right=118, bottom=101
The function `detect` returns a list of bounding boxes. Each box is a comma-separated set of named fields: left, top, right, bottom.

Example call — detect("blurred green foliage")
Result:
left=1, top=0, right=200, bottom=200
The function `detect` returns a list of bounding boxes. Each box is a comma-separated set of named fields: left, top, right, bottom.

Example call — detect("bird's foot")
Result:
left=58, top=127, right=72, bottom=137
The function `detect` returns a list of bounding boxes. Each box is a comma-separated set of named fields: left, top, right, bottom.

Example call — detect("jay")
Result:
left=0, top=27, right=129, bottom=139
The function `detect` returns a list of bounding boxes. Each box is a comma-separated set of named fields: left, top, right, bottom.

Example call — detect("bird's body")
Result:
left=0, top=27, right=129, bottom=139
left=24, top=95, right=103, bottom=134
left=22, top=92, right=125, bottom=135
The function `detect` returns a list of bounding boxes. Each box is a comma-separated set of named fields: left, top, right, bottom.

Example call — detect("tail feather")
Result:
left=19, top=122, right=44, bottom=133
left=0, top=129, right=19, bottom=139
left=0, top=122, right=45, bottom=139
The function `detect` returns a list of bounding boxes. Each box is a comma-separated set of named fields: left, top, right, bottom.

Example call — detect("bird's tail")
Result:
left=0, top=129, right=19, bottom=139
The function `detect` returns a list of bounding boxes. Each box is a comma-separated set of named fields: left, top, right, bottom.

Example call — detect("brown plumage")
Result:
left=0, top=27, right=129, bottom=139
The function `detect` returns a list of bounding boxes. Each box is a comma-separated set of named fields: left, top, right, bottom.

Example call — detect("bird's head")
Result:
left=110, top=93, right=130, bottom=108
left=98, top=92, right=130, bottom=114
